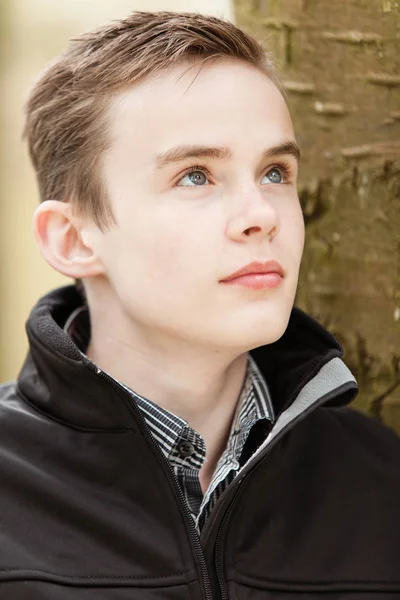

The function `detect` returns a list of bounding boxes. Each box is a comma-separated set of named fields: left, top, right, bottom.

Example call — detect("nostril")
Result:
left=243, top=226, right=261, bottom=236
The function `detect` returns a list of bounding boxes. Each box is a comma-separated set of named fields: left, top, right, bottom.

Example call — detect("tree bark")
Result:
left=235, top=0, right=400, bottom=432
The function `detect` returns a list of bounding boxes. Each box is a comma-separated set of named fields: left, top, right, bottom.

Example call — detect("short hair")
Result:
left=24, top=11, right=278, bottom=229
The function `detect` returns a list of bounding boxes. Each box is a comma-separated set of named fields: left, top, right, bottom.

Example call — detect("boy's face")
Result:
left=86, top=59, right=304, bottom=351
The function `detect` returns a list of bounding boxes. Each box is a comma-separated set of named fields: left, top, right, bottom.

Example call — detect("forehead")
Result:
left=106, top=59, right=294, bottom=156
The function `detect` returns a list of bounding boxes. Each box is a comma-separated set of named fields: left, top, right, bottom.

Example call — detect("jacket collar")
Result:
left=17, top=286, right=138, bottom=431
left=250, top=308, right=358, bottom=415
left=17, top=285, right=357, bottom=431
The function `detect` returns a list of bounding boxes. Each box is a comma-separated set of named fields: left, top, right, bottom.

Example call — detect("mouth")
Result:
left=220, top=260, right=284, bottom=290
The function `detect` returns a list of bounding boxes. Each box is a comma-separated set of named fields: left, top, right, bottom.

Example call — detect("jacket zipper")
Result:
left=213, top=456, right=272, bottom=600
left=213, top=453, right=273, bottom=600
left=91, top=366, right=213, bottom=600
left=214, top=483, right=244, bottom=600
left=90, top=364, right=355, bottom=600
left=212, top=386, right=354, bottom=600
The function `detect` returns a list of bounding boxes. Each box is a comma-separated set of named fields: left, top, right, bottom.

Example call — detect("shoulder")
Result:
left=0, top=381, right=18, bottom=404
left=0, top=380, right=31, bottom=433
left=311, top=406, right=400, bottom=477
left=0, top=381, right=39, bottom=437
left=326, top=406, right=399, bottom=451
left=282, top=407, right=400, bottom=518
left=289, top=404, right=400, bottom=478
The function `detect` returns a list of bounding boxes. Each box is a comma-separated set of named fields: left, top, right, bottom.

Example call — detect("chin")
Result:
left=248, top=324, right=288, bottom=350
left=215, top=312, right=291, bottom=353
left=241, top=301, right=293, bottom=348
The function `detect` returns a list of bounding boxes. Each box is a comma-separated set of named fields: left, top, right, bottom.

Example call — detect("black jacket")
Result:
left=0, top=286, right=399, bottom=599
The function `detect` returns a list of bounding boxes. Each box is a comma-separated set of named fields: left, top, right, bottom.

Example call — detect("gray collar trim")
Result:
left=241, top=357, right=357, bottom=468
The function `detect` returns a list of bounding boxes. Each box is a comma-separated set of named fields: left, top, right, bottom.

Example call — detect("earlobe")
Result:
left=33, top=201, right=105, bottom=279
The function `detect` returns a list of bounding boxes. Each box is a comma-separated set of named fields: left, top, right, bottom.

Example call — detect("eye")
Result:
left=177, top=169, right=210, bottom=187
left=261, top=167, right=284, bottom=184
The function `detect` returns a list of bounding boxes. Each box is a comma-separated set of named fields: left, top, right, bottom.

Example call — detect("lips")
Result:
left=219, top=260, right=284, bottom=290
left=220, top=260, right=285, bottom=282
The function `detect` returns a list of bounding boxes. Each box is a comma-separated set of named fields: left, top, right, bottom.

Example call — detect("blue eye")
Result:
left=262, top=167, right=283, bottom=184
left=177, top=170, right=209, bottom=187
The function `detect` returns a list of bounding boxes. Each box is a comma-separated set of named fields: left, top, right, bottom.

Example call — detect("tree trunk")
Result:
left=234, top=0, right=400, bottom=432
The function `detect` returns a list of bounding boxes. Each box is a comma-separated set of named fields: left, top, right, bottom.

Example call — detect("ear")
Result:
left=33, top=201, right=105, bottom=279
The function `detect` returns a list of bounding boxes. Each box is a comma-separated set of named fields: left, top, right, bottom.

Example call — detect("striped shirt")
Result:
left=64, top=306, right=275, bottom=531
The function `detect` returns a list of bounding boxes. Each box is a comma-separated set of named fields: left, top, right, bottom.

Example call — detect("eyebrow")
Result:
left=155, top=140, right=300, bottom=168
left=262, top=141, right=301, bottom=164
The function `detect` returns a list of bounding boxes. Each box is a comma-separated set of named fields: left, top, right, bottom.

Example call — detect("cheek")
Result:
left=108, top=210, right=215, bottom=288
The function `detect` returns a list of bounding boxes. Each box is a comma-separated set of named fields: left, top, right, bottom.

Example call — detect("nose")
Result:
left=225, top=187, right=280, bottom=243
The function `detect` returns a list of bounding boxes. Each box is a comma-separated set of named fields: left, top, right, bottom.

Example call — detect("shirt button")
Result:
left=178, top=441, right=195, bottom=458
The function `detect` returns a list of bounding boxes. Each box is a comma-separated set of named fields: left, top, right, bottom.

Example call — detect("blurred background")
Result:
left=0, top=0, right=399, bottom=432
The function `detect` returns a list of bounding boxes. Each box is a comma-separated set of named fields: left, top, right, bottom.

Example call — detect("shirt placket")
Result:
left=196, top=406, right=258, bottom=526
left=170, top=426, right=206, bottom=520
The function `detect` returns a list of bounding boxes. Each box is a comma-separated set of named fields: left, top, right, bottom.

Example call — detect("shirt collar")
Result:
left=63, top=305, right=274, bottom=465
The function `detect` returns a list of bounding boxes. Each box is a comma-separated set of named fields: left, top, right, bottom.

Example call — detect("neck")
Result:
left=85, top=295, right=249, bottom=487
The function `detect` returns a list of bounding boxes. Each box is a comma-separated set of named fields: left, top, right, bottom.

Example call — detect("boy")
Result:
left=0, top=11, right=399, bottom=600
